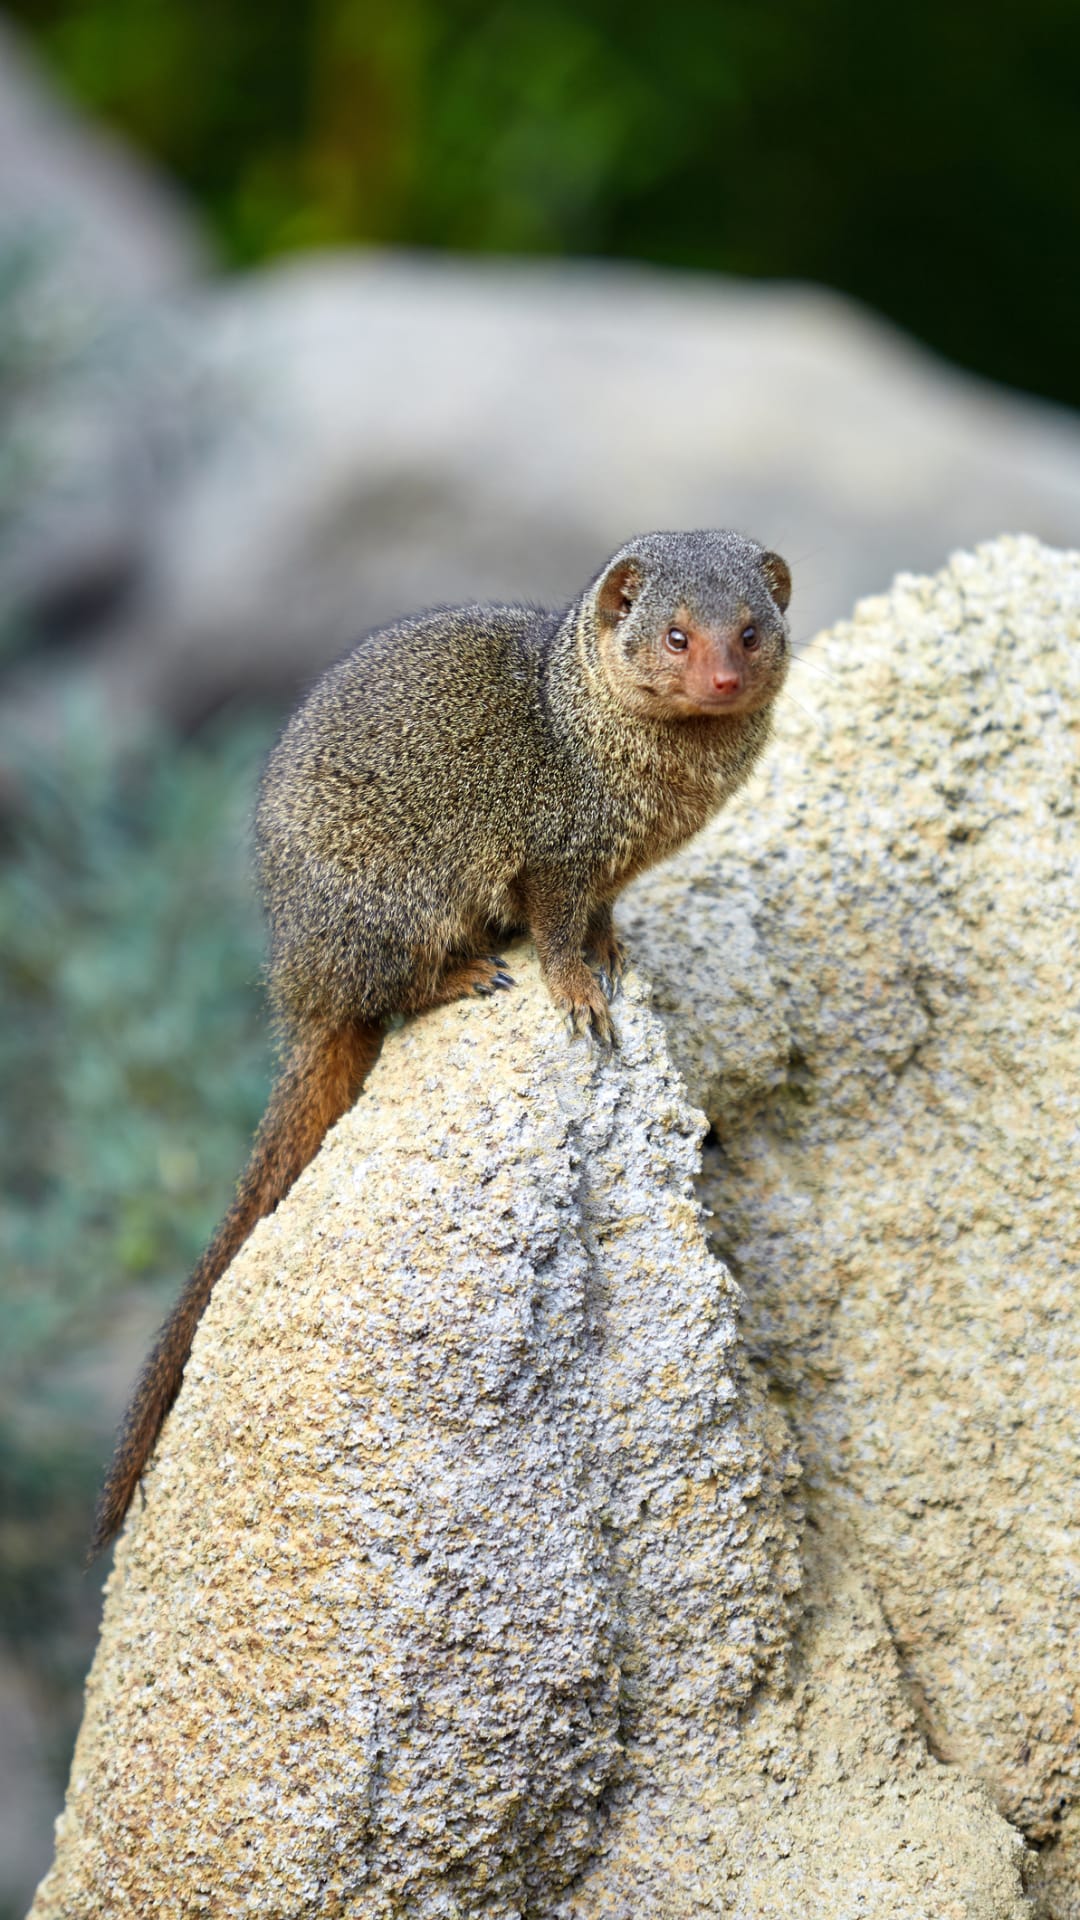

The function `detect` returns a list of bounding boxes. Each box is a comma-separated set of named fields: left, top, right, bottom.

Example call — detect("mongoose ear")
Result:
left=761, top=551, right=792, bottom=612
left=596, top=558, right=643, bottom=628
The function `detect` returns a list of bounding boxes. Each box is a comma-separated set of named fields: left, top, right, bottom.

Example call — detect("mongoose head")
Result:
left=587, top=529, right=791, bottom=722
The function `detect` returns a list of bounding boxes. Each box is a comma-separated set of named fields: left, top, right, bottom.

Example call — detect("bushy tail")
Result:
left=90, top=1019, right=382, bottom=1556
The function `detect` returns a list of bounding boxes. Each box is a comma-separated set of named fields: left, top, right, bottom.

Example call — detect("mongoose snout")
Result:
left=671, top=620, right=773, bottom=710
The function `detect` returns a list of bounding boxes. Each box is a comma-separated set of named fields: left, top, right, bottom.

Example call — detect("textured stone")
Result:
left=30, top=947, right=1029, bottom=1916
left=623, top=533, right=1080, bottom=1901
left=1030, top=1812, right=1080, bottom=1920
left=31, top=959, right=794, bottom=1915
left=558, top=1518, right=1028, bottom=1919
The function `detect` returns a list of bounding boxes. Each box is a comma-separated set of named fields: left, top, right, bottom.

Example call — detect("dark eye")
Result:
left=741, top=624, right=760, bottom=650
left=665, top=626, right=689, bottom=653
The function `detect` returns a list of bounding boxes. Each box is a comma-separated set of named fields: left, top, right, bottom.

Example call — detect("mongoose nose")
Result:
left=712, top=672, right=740, bottom=696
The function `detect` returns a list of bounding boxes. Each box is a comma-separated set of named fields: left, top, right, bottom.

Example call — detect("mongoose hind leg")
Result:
left=406, top=953, right=516, bottom=1012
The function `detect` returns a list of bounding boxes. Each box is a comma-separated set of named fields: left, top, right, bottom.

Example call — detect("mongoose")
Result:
left=92, top=528, right=791, bottom=1553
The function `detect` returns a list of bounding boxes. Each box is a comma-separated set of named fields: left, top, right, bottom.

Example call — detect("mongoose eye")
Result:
left=741, top=624, right=760, bottom=650
left=665, top=626, right=689, bottom=653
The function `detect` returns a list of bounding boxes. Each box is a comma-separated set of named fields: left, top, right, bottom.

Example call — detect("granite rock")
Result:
left=623, top=533, right=1080, bottom=1905
left=29, top=948, right=1028, bottom=1916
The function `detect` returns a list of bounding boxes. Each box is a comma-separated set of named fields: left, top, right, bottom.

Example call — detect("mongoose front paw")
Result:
left=550, top=967, right=617, bottom=1049
left=573, top=997, right=616, bottom=1048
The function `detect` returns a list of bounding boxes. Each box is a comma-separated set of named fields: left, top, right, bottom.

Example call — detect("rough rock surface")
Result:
left=6, top=244, right=1080, bottom=736
left=622, top=534, right=1080, bottom=1904
left=31, top=952, right=1028, bottom=1917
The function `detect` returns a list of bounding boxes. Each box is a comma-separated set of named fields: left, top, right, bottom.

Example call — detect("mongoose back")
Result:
left=92, top=529, right=791, bottom=1552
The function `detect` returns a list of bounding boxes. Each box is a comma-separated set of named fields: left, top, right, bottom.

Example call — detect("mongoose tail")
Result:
left=90, top=1019, right=382, bottom=1555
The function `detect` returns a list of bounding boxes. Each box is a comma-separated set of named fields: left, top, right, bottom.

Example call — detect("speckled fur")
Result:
left=92, top=529, right=789, bottom=1552
left=258, top=528, right=790, bottom=1028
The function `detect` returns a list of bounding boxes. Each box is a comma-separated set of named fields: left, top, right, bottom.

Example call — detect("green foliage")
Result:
left=0, top=710, right=273, bottom=1389
left=8, top=0, right=1080, bottom=406
left=0, top=710, right=273, bottom=1760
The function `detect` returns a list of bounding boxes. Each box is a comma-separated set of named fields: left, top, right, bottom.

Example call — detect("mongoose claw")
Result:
left=569, top=998, right=617, bottom=1051
left=440, top=952, right=515, bottom=998
left=550, top=961, right=617, bottom=1049
left=483, top=955, right=515, bottom=990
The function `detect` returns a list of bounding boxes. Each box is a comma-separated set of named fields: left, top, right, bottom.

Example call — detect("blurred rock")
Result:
left=0, top=15, right=205, bottom=299
left=624, top=534, right=1080, bottom=1897
left=0, top=14, right=207, bottom=654
left=5, top=245, right=1080, bottom=735
left=30, top=951, right=1028, bottom=1918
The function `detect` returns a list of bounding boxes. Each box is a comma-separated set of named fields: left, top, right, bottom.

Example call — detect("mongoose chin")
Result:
left=91, top=528, right=791, bottom=1554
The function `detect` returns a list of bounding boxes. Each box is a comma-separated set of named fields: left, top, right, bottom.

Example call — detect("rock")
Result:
left=1030, top=1814, right=1080, bottom=1920
left=651, top=1522, right=1028, bottom=1920
left=0, top=17, right=204, bottom=301
left=29, top=952, right=1028, bottom=1917
left=7, top=247, right=1080, bottom=734
left=0, top=16, right=207, bottom=652
left=623, top=533, right=1080, bottom=1900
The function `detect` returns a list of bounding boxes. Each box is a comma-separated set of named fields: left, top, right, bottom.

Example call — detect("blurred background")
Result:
left=1, top=1, right=1078, bottom=1906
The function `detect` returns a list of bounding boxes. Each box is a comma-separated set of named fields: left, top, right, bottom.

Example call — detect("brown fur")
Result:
left=92, top=529, right=791, bottom=1553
